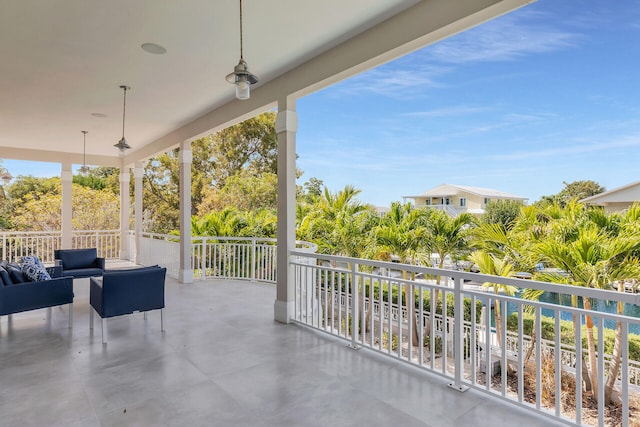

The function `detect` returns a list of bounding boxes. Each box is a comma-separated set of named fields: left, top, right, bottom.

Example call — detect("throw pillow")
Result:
left=0, top=266, right=12, bottom=285
left=0, top=266, right=13, bottom=285
left=20, top=257, right=51, bottom=282
left=6, top=263, right=26, bottom=283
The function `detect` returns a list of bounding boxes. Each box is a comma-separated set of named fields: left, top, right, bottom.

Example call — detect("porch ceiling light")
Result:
left=79, top=130, right=90, bottom=177
left=114, top=85, right=132, bottom=154
left=0, top=168, right=12, bottom=186
left=225, top=0, right=258, bottom=100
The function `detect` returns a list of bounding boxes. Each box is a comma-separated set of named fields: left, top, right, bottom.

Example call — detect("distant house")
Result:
left=403, top=184, right=527, bottom=217
left=580, top=181, right=640, bottom=213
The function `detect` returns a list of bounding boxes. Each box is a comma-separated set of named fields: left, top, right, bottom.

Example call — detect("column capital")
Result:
left=275, top=110, right=298, bottom=133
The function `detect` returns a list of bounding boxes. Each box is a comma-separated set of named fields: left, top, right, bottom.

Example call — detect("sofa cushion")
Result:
left=56, top=248, right=98, bottom=270
left=6, top=263, right=27, bottom=283
left=0, top=266, right=12, bottom=285
left=21, top=256, right=51, bottom=282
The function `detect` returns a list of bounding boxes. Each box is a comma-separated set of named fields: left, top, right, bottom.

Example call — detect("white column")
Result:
left=134, top=162, right=144, bottom=264
left=119, top=169, right=131, bottom=260
left=274, top=98, right=297, bottom=323
left=179, top=141, right=193, bottom=283
left=61, top=162, right=73, bottom=248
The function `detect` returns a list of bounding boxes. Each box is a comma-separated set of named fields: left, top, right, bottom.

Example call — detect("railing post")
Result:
left=251, top=238, right=257, bottom=282
left=448, top=276, right=469, bottom=392
left=200, top=237, right=206, bottom=279
left=348, top=262, right=360, bottom=350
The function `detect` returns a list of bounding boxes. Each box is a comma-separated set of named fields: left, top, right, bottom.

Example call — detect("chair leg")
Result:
left=161, top=309, right=165, bottom=332
left=101, top=318, right=106, bottom=344
left=68, top=303, right=73, bottom=328
left=89, top=307, right=94, bottom=330
left=144, top=311, right=148, bottom=320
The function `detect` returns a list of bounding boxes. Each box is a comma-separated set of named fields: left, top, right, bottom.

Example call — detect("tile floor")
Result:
left=0, top=274, right=565, bottom=427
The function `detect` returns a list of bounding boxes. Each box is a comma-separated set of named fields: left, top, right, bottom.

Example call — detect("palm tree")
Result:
left=468, top=251, right=517, bottom=353
left=536, top=223, right=640, bottom=403
left=298, top=186, right=378, bottom=337
left=426, top=210, right=475, bottom=277
left=374, top=202, right=430, bottom=346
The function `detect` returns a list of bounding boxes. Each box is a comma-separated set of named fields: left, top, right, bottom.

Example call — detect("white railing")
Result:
left=290, top=250, right=640, bottom=427
left=0, top=230, right=121, bottom=262
left=137, top=232, right=316, bottom=282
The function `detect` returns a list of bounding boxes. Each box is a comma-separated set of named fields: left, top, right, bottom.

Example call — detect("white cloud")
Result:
left=425, top=11, right=580, bottom=65
left=493, top=134, right=640, bottom=161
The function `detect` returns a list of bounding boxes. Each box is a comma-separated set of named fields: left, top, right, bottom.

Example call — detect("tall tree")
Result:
left=374, top=202, right=430, bottom=345
left=209, top=112, right=277, bottom=188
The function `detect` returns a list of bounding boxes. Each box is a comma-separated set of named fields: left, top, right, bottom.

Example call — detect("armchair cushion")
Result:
left=55, top=248, right=99, bottom=270
left=54, top=248, right=105, bottom=278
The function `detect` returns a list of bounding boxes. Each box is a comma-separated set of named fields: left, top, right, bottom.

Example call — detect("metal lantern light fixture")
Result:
left=114, top=85, right=132, bottom=154
left=79, top=130, right=90, bottom=176
left=226, top=0, right=258, bottom=100
left=0, top=167, right=12, bottom=186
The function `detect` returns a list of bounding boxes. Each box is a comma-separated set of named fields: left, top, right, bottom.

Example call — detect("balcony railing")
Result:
left=5, top=229, right=640, bottom=424
left=135, top=232, right=317, bottom=282
left=0, top=230, right=120, bottom=262
left=290, top=250, right=640, bottom=427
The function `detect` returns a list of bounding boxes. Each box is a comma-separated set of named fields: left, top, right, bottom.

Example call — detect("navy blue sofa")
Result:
left=54, top=248, right=105, bottom=278
left=0, top=263, right=74, bottom=326
left=89, top=265, right=166, bottom=343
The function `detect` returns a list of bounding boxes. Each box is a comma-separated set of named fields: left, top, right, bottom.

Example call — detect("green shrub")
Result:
left=507, top=312, right=640, bottom=362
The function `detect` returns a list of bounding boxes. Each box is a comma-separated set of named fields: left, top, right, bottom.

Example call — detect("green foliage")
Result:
left=482, top=199, right=524, bottom=230
left=538, top=180, right=605, bottom=207
left=7, top=176, right=60, bottom=202
left=361, top=280, right=483, bottom=323
left=73, top=174, right=106, bottom=191
left=198, top=171, right=277, bottom=213
left=11, top=183, right=119, bottom=231
left=143, top=113, right=277, bottom=233
left=507, top=312, right=640, bottom=362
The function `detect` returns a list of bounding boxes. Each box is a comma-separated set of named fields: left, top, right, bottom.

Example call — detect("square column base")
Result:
left=274, top=299, right=294, bottom=324
left=179, top=269, right=194, bottom=284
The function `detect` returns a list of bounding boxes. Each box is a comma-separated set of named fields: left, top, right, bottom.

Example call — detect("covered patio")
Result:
left=0, top=276, right=559, bottom=427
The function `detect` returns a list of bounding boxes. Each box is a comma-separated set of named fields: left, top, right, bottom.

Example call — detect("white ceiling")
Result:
left=0, top=0, right=531, bottom=167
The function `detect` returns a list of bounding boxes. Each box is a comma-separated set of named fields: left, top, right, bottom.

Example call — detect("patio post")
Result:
left=178, top=140, right=193, bottom=283
left=134, top=161, right=144, bottom=263
left=61, top=162, right=73, bottom=249
left=274, top=97, right=297, bottom=323
left=119, top=168, right=131, bottom=260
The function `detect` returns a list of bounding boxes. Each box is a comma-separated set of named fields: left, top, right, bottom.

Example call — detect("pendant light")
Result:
left=225, top=0, right=258, bottom=100
left=79, top=130, right=90, bottom=176
left=114, top=85, right=132, bottom=154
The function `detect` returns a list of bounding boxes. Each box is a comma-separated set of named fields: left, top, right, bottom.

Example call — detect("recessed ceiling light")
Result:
left=141, top=43, right=167, bottom=55
left=91, top=113, right=108, bottom=118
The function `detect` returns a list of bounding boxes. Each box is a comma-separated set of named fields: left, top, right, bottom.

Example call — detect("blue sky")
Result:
left=5, top=1, right=640, bottom=208
left=296, top=0, right=640, bottom=206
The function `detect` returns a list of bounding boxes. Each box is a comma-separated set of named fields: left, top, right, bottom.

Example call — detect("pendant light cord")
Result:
left=239, top=0, right=244, bottom=60
left=82, top=130, right=88, bottom=167
left=121, top=87, right=127, bottom=139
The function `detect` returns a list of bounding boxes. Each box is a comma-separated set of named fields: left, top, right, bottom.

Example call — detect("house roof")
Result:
left=404, top=183, right=527, bottom=200
left=0, top=0, right=531, bottom=168
left=580, top=180, right=640, bottom=205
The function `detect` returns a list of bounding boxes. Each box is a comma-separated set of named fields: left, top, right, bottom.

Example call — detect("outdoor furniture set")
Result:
left=0, top=248, right=166, bottom=343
